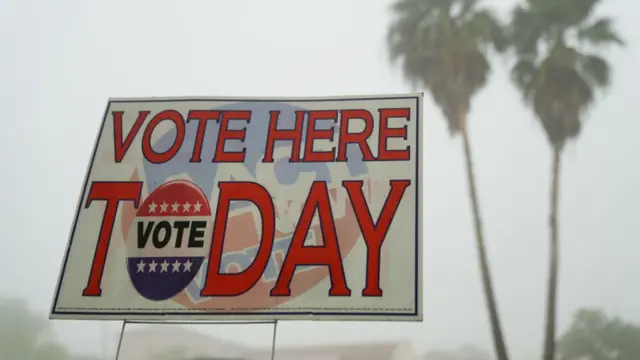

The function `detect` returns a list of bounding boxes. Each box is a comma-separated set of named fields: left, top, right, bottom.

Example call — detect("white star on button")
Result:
left=193, top=201, right=202, bottom=213
left=172, top=260, right=181, bottom=272
left=148, top=260, right=157, bottom=273
left=183, top=259, right=193, bottom=272
left=136, top=260, right=146, bottom=273
left=182, top=202, right=191, bottom=212
left=160, top=202, right=169, bottom=213
left=160, top=260, right=169, bottom=273
left=171, top=202, right=180, bottom=212
left=148, top=202, right=158, bottom=213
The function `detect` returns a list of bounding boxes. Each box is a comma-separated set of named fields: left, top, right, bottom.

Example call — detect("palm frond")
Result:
left=579, top=53, right=610, bottom=88
left=462, top=8, right=508, bottom=52
left=509, top=4, right=544, bottom=57
left=387, top=1, right=435, bottom=88
left=457, top=0, right=479, bottom=21
left=578, top=17, right=625, bottom=46
left=390, top=0, right=420, bottom=14
left=511, top=58, right=538, bottom=101
left=527, top=0, right=599, bottom=28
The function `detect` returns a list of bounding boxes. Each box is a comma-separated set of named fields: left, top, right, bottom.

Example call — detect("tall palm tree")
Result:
left=387, top=1, right=509, bottom=359
left=508, top=1, right=624, bottom=359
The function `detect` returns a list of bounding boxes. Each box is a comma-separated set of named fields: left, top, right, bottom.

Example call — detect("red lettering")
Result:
left=378, top=108, right=411, bottom=161
left=343, top=180, right=410, bottom=296
left=303, top=110, right=337, bottom=162
left=271, top=181, right=351, bottom=297
left=187, top=110, right=221, bottom=162
left=112, top=111, right=150, bottom=162
left=83, top=182, right=143, bottom=296
left=142, top=110, right=186, bottom=164
left=337, top=110, right=375, bottom=162
left=200, top=182, right=275, bottom=296
left=263, top=111, right=304, bottom=162
left=213, top=111, right=250, bottom=163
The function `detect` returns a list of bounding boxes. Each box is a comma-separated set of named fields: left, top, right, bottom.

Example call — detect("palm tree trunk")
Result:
left=542, top=147, right=561, bottom=360
left=461, top=125, right=509, bottom=360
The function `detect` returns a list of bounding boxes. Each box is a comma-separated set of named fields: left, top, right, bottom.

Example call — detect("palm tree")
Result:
left=508, top=1, right=624, bottom=359
left=387, top=1, right=509, bottom=359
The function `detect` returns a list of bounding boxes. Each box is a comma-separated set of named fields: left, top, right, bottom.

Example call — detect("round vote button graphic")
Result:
left=125, top=180, right=212, bottom=301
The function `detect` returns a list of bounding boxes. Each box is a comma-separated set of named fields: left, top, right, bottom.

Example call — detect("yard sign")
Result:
left=50, top=94, right=423, bottom=321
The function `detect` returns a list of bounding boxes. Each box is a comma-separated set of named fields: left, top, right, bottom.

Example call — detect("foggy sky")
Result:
left=1, top=0, right=638, bottom=359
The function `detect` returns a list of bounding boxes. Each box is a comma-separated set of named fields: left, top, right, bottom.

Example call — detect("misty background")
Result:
left=1, top=0, right=638, bottom=359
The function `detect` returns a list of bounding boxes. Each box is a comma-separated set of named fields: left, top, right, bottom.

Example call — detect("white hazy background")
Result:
left=1, top=0, right=638, bottom=359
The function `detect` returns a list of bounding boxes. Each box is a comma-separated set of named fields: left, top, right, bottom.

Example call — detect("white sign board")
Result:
left=50, top=94, right=423, bottom=321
